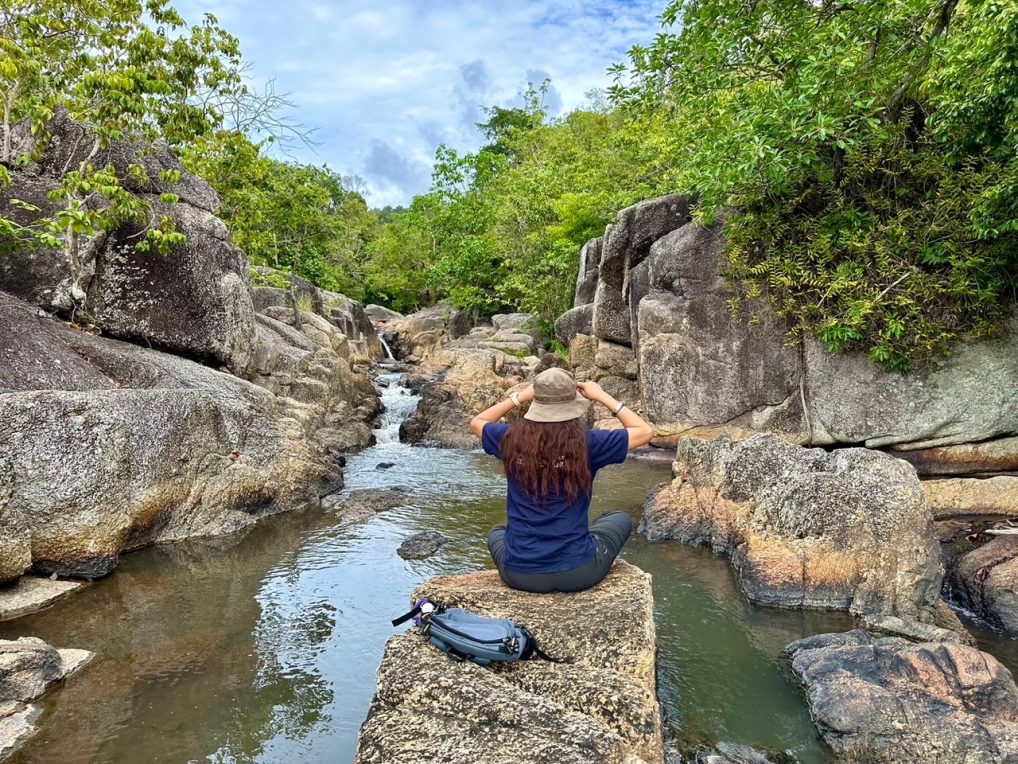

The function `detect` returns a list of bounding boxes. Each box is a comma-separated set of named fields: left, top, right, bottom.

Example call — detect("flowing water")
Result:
left=9, top=367, right=1006, bottom=763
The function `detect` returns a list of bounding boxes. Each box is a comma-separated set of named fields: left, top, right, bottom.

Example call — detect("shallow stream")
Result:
left=4, top=368, right=1011, bottom=763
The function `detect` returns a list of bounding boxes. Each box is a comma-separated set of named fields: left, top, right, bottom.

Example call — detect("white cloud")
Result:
left=309, top=4, right=332, bottom=20
left=173, top=0, right=666, bottom=206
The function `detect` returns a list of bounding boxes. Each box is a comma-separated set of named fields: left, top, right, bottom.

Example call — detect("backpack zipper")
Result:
left=427, top=621, right=515, bottom=648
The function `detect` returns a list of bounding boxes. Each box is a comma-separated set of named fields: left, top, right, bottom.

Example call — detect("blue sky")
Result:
left=174, top=1, right=666, bottom=207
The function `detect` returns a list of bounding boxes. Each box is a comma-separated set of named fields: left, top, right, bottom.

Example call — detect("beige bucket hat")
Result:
left=524, top=367, right=591, bottom=423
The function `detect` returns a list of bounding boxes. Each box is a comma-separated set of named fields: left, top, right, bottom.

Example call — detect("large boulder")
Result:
left=787, top=630, right=1018, bottom=763
left=636, top=220, right=805, bottom=440
left=89, top=198, right=256, bottom=373
left=0, top=291, right=338, bottom=578
left=250, top=267, right=382, bottom=363
left=399, top=348, right=521, bottom=449
left=364, top=304, right=404, bottom=322
left=0, top=111, right=257, bottom=374
left=592, top=195, right=693, bottom=346
left=21, top=108, right=218, bottom=212
left=641, top=434, right=942, bottom=620
left=354, top=562, right=662, bottom=764
left=0, top=388, right=330, bottom=578
left=320, top=289, right=382, bottom=362
left=804, top=320, right=1018, bottom=449
left=383, top=303, right=476, bottom=361
left=554, top=304, right=594, bottom=346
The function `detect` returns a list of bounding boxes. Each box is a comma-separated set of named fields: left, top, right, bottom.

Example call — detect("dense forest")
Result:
left=2, top=0, right=1016, bottom=368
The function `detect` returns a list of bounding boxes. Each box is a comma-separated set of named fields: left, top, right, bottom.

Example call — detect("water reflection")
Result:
left=4, top=509, right=338, bottom=763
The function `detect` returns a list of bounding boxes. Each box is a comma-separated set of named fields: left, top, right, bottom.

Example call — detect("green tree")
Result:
left=0, top=0, right=242, bottom=302
left=183, top=130, right=379, bottom=297
left=362, top=84, right=670, bottom=332
left=611, top=0, right=1018, bottom=369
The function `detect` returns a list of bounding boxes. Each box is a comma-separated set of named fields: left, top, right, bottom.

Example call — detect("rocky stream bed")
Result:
left=0, top=362, right=1015, bottom=763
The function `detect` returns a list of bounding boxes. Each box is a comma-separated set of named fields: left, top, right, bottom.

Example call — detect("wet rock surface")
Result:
left=946, top=535, right=1018, bottom=635
left=641, top=434, right=942, bottom=620
left=0, top=637, right=93, bottom=759
left=323, top=488, right=415, bottom=524
left=354, top=561, right=662, bottom=764
left=787, top=630, right=1018, bottom=763
left=396, top=532, right=448, bottom=560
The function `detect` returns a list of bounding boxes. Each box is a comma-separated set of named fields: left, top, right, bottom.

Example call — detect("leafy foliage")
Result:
left=182, top=130, right=378, bottom=297
left=363, top=86, right=668, bottom=330
left=610, top=0, right=1018, bottom=368
left=0, top=0, right=243, bottom=296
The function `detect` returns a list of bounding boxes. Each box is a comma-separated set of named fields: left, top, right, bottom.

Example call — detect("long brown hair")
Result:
left=499, top=418, right=591, bottom=503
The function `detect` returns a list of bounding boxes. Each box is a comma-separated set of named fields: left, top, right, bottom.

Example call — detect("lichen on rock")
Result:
left=641, top=433, right=942, bottom=621
left=787, top=630, right=1018, bottom=763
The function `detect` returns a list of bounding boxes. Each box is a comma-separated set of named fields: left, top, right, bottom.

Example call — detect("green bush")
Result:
left=611, top=0, right=1018, bottom=369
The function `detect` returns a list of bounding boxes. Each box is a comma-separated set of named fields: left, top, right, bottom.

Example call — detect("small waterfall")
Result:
left=373, top=372, right=419, bottom=444
left=377, top=332, right=395, bottom=360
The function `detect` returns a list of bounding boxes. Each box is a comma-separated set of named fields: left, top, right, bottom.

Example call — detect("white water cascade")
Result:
left=377, top=332, right=395, bottom=360
left=372, top=371, right=420, bottom=445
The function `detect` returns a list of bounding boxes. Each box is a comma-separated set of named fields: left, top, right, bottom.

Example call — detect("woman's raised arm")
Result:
left=469, top=385, right=535, bottom=438
left=576, top=381, right=654, bottom=450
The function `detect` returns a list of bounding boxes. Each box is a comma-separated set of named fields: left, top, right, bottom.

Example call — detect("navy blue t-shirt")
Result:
left=481, top=423, right=629, bottom=574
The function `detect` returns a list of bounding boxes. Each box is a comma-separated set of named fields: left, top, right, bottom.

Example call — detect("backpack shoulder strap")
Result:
left=519, top=627, right=572, bottom=664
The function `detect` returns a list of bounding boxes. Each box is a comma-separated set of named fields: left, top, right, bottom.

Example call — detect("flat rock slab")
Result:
left=56, top=648, right=94, bottom=678
left=787, top=630, right=1018, bottom=763
left=354, top=561, right=663, bottom=764
left=0, top=702, right=41, bottom=761
left=0, top=577, right=85, bottom=621
left=924, top=476, right=1018, bottom=519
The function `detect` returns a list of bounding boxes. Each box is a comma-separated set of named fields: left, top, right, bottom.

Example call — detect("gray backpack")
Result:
left=391, top=599, right=565, bottom=666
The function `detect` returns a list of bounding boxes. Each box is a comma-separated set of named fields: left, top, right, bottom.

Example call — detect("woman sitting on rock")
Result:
left=469, top=367, right=654, bottom=593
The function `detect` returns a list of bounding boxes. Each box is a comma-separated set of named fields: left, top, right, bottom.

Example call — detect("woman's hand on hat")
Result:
left=517, top=385, right=535, bottom=403
left=576, top=381, right=605, bottom=402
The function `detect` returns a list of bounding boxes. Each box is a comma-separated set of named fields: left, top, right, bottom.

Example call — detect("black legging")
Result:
left=486, top=511, right=632, bottom=593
